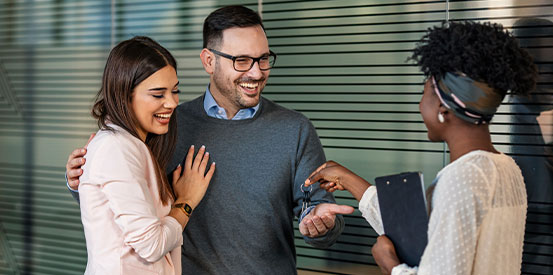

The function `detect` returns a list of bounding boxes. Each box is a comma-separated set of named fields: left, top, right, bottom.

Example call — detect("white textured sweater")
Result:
left=360, top=150, right=527, bottom=275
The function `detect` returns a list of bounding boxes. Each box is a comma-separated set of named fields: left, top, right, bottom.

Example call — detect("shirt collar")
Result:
left=203, top=84, right=260, bottom=120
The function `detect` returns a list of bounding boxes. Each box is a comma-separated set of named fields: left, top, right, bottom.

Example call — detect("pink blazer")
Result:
left=79, top=125, right=182, bottom=275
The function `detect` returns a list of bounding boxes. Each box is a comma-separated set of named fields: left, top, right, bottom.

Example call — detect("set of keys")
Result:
left=301, top=184, right=312, bottom=213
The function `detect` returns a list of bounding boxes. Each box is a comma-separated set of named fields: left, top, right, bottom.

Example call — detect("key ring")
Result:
left=301, top=184, right=312, bottom=213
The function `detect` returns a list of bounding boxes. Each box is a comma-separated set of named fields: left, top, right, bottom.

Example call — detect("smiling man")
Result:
left=66, top=5, right=351, bottom=274
left=202, top=25, right=270, bottom=119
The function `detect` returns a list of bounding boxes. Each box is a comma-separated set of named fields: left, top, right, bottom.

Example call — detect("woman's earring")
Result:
left=438, top=112, right=445, bottom=123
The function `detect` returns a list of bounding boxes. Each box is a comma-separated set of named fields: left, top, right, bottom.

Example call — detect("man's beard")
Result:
left=212, top=66, right=265, bottom=109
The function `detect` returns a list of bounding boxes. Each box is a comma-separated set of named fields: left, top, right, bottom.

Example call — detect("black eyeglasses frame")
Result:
left=208, top=48, right=277, bottom=72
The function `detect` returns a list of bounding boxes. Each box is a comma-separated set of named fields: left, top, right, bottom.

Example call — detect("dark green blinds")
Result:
left=262, top=2, right=446, bottom=274
left=0, top=1, right=552, bottom=275
left=449, top=2, right=553, bottom=274
left=446, top=1, right=553, bottom=274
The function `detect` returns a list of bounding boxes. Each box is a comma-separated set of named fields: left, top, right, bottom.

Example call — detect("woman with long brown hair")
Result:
left=78, top=36, right=214, bottom=274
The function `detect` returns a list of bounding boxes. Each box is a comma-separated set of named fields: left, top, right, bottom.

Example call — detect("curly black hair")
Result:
left=411, top=21, right=537, bottom=96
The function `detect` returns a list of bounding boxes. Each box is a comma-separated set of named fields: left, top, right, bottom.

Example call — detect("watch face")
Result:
left=184, top=204, right=192, bottom=214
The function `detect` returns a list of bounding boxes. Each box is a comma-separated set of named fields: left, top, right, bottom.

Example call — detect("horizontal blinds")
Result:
left=261, top=1, right=444, bottom=273
left=1, top=1, right=112, bottom=274
left=445, top=1, right=553, bottom=274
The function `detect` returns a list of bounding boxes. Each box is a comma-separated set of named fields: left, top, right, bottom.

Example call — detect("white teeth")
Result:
left=239, top=82, right=258, bottom=89
left=155, top=114, right=171, bottom=118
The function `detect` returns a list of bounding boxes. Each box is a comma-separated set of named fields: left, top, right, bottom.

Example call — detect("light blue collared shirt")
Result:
left=203, top=84, right=260, bottom=120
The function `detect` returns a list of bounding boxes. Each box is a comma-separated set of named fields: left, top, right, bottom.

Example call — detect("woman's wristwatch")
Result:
left=172, top=203, right=193, bottom=217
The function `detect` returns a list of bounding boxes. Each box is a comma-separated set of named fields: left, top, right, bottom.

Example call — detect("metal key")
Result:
left=301, top=184, right=312, bottom=213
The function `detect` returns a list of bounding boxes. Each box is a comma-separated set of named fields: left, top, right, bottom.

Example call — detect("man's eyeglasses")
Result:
left=209, top=49, right=277, bottom=72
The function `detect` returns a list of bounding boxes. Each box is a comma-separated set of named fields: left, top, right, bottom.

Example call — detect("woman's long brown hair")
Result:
left=92, top=36, right=177, bottom=205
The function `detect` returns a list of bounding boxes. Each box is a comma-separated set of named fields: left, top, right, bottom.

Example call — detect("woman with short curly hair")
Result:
left=305, top=21, right=537, bottom=275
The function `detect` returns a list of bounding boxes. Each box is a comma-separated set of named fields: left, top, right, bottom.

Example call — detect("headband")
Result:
left=432, top=72, right=503, bottom=124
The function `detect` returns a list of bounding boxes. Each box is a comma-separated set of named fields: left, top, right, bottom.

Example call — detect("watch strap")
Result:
left=173, top=203, right=193, bottom=217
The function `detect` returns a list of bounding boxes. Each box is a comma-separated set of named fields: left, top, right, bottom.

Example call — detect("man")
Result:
left=66, top=5, right=353, bottom=274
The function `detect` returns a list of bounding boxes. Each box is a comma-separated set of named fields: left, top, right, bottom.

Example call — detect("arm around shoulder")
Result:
left=66, top=177, right=80, bottom=204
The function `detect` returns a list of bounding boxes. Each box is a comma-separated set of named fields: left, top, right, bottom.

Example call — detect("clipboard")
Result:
left=374, top=172, right=429, bottom=267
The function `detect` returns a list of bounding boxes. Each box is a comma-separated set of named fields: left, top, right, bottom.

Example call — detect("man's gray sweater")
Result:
left=168, top=95, right=344, bottom=274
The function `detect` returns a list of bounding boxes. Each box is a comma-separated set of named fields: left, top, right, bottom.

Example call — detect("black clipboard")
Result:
left=374, top=172, right=429, bottom=267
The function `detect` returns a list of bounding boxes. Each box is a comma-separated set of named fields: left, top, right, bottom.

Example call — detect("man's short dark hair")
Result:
left=203, top=5, right=265, bottom=49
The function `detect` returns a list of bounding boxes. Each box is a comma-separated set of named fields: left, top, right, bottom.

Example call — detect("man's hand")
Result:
left=66, top=133, right=95, bottom=190
left=372, top=235, right=401, bottom=275
left=299, top=203, right=354, bottom=238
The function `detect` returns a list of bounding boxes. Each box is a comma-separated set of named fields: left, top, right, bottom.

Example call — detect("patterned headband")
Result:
left=431, top=72, right=503, bottom=125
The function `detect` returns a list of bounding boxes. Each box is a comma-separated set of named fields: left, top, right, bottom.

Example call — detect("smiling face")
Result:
left=131, top=65, right=179, bottom=141
left=208, top=25, right=270, bottom=116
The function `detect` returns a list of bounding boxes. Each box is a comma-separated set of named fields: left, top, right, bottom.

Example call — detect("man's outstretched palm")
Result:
left=299, top=203, right=354, bottom=237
